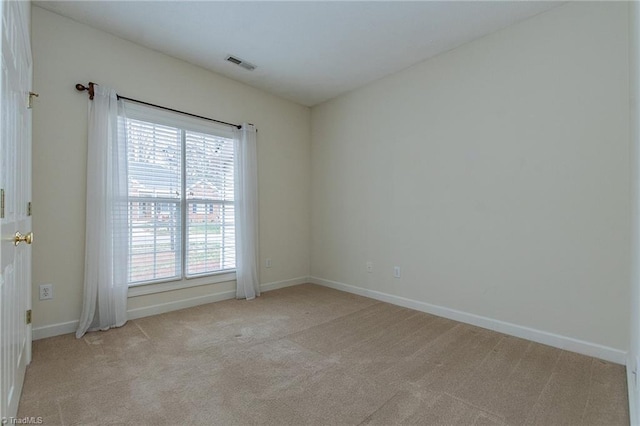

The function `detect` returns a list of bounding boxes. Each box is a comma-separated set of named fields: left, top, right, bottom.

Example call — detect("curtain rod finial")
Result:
left=76, top=82, right=95, bottom=100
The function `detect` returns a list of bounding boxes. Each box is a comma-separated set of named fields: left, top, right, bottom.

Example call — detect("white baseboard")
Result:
left=127, top=275, right=308, bottom=320
left=260, top=276, right=309, bottom=292
left=126, top=288, right=237, bottom=321
left=34, top=275, right=625, bottom=365
left=309, top=276, right=627, bottom=365
left=33, top=276, right=309, bottom=340
left=32, top=320, right=79, bottom=340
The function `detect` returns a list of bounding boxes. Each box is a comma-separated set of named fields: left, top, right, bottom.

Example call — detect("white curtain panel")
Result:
left=234, top=124, right=260, bottom=300
left=76, top=86, right=129, bottom=338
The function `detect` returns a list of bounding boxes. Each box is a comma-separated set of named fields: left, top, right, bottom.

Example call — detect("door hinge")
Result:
left=28, top=92, right=39, bottom=109
left=1, top=189, right=5, bottom=219
left=27, top=201, right=31, bottom=216
left=26, top=309, right=31, bottom=325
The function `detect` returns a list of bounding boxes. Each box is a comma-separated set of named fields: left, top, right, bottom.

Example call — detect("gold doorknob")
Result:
left=14, top=231, right=33, bottom=246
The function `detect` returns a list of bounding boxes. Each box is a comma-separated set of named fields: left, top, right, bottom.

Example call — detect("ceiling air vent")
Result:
left=226, top=55, right=256, bottom=71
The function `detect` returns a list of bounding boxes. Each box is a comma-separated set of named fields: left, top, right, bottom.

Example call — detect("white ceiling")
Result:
left=34, top=1, right=563, bottom=107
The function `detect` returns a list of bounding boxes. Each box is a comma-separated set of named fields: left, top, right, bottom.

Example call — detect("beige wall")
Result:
left=31, top=7, right=311, bottom=330
left=310, top=2, right=630, bottom=350
left=32, top=2, right=631, bottom=353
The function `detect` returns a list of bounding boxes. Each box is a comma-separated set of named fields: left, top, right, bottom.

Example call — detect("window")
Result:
left=124, top=103, right=236, bottom=286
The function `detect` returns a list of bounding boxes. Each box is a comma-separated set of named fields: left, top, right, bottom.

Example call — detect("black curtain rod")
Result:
left=75, top=82, right=242, bottom=129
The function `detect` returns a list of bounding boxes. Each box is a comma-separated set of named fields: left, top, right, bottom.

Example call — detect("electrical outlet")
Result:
left=266, top=258, right=272, bottom=268
left=39, top=284, right=53, bottom=300
left=366, top=261, right=373, bottom=273
left=393, top=266, right=401, bottom=278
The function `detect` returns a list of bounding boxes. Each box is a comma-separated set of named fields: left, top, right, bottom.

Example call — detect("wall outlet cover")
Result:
left=39, top=284, right=53, bottom=300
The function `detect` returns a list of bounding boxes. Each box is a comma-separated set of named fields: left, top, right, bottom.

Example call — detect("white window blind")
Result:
left=185, top=130, right=235, bottom=276
left=124, top=103, right=236, bottom=286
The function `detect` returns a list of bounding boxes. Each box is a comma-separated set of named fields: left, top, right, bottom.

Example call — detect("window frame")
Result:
left=122, top=101, right=237, bottom=290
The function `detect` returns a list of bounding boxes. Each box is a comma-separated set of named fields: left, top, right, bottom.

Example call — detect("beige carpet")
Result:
left=19, top=284, right=628, bottom=425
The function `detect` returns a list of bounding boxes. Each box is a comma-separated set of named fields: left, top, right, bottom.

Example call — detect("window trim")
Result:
left=127, top=271, right=237, bottom=297
left=123, top=100, right=237, bottom=289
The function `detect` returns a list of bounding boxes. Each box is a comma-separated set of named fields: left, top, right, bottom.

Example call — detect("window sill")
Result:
left=127, top=271, right=236, bottom=297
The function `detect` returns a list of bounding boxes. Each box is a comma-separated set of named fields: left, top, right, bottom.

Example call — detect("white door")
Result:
left=0, top=0, right=32, bottom=420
